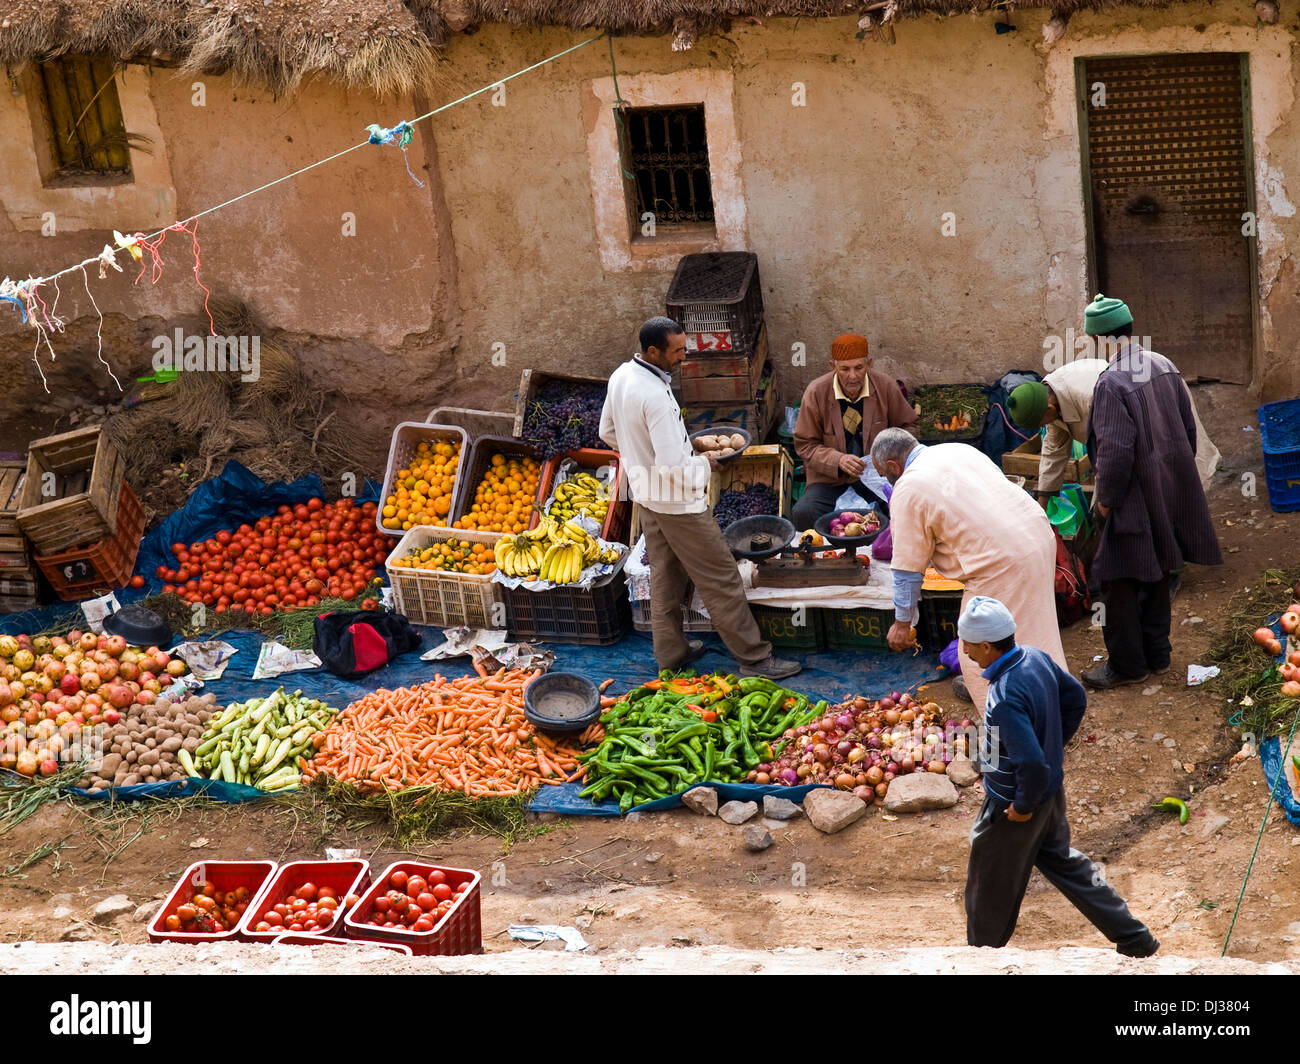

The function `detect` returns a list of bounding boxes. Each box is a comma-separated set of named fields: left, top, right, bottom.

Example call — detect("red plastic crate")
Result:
left=237, top=859, right=370, bottom=942
left=148, top=860, right=277, bottom=943
left=272, top=932, right=413, bottom=956
left=530, top=448, right=631, bottom=545
left=33, top=481, right=144, bottom=600
left=343, top=861, right=482, bottom=956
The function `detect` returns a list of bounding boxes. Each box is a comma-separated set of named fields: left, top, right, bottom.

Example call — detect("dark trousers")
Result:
left=1101, top=574, right=1172, bottom=678
left=791, top=481, right=877, bottom=531
left=966, top=788, right=1149, bottom=948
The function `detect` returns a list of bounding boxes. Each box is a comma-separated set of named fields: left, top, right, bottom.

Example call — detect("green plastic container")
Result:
left=750, top=604, right=825, bottom=650
left=821, top=606, right=893, bottom=650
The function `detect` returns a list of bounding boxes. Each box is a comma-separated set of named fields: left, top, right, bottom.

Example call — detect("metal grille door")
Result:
left=1081, top=53, right=1254, bottom=382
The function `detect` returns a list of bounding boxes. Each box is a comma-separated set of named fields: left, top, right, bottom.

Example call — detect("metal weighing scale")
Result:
left=724, top=515, right=871, bottom=589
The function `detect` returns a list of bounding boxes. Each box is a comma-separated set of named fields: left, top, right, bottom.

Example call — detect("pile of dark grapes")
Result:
left=714, top=483, right=780, bottom=530
left=521, top=379, right=608, bottom=459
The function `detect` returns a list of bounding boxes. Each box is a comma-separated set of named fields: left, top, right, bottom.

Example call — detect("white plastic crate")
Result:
left=378, top=423, right=469, bottom=538
left=386, top=527, right=503, bottom=628
left=630, top=597, right=714, bottom=634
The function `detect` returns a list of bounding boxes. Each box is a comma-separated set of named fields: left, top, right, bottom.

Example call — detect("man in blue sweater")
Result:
left=960, top=595, right=1158, bottom=956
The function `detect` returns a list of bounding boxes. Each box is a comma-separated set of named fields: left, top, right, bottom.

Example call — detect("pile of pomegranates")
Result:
left=748, top=690, right=975, bottom=804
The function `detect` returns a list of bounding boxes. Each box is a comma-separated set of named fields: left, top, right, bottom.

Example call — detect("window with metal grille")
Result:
left=618, top=104, right=715, bottom=231
left=33, top=56, right=135, bottom=181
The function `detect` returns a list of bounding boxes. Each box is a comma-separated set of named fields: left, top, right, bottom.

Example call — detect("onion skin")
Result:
left=755, top=771, right=772, bottom=785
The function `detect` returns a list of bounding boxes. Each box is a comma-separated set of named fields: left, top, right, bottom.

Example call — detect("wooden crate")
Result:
left=709, top=444, right=793, bottom=517
left=16, top=426, right=125, bottom=554
left=512, top=368, right=610, bottom=439
left=677, top=323, right=769, bottom=405
left=1002, top=434, right=1092, bottom=486
left=0, top=460, right=26, bottom=537
left=682, top=371, right=779, bottom=440
left=0, top=573, right=39, bottom=615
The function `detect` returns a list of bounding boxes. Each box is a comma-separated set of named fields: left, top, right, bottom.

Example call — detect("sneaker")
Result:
left=1081, top=662, right=1149, bottom=690
left=951, top=674, right=973, bottom=703
left=740, top=655, right=802, bottom=680
left=1149, top=663, right=1171, bottom=676
left=663, top=639, right=707, bottom=672
left=1117, top=932, right=1160, bottom=958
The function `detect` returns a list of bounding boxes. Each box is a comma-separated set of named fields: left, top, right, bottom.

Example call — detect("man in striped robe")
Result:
left=1080, top=295, right=1223, bottom=689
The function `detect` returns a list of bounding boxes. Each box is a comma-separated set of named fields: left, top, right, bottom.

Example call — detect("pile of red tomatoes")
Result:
left=363, top=868, right=469, bottom=933
left=156, top=498, right=387, bottom=614
left=250, top=881, right=352, bottom=935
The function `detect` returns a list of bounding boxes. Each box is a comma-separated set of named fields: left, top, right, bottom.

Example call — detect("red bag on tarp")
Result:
left=312, top=610, right=422, bottom=679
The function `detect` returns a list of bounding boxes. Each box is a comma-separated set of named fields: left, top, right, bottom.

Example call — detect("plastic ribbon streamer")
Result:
left=0, top=34, right=602, bottom=382
left=366, top=120, right=424, bottom=187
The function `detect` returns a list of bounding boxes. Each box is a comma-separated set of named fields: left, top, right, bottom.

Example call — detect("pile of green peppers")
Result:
left=578, top=672, right=823, bottom=812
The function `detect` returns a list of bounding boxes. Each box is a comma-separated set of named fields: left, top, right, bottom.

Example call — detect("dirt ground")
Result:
left=2, top=382, right=1297, bottom=969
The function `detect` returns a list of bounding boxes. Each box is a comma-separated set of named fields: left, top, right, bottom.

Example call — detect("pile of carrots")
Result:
left=302, top=663, right=613, bottom=797
left=932, top=411, right=973, bottom=432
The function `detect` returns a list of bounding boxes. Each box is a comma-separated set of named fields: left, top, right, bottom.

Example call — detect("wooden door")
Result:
left=1080, top=53, right=1255, bottom=383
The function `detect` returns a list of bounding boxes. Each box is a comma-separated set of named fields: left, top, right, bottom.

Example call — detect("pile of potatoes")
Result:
left=693, top=431, right=748, bottom=459
left=78, top=694, right=217, bottom=793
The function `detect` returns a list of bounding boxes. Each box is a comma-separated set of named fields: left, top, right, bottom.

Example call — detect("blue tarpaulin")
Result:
left=2, top=461, right=947, bottom=806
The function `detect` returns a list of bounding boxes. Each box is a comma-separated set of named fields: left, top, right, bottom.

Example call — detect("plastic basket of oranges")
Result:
left=450, top=436, right=544, bottom=536
left=378, top=424, right=468, bottom=537
left=385, top=529, right=503, bottom=627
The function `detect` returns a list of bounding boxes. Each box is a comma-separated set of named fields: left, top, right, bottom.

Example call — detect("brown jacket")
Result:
left=794, top=369, right=918, bottom=486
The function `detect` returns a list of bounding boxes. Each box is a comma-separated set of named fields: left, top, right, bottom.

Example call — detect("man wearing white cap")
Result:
left=959, top=595, right=1157, bottom=956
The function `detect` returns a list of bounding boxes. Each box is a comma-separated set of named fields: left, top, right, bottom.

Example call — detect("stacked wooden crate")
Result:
left=670, top=253, right=778, bottom=440
left=15, top=427, right=140, bottom=602
left=0, top=461, right=38, bottom=613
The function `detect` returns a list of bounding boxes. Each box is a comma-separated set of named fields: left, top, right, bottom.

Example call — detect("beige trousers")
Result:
left=639, top=508, right=771, bottom=671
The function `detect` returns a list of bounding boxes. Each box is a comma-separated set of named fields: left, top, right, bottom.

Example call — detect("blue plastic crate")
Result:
left=1258, top=399, right=1300, bottom=512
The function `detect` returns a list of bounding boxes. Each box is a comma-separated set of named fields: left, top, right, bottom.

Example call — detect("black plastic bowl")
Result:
left=690, top=426, right=752, bottom=465
left=724, top=514, right=796, bottom=560
left=524, top=672, right=602, bottom=735
left=815, top=506, right=888, bottom=549
left=102, top=604, right=173, bottom=648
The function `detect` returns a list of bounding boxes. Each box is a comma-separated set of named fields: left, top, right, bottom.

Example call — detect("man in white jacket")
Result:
left=600, top=317, right=799, bottom=679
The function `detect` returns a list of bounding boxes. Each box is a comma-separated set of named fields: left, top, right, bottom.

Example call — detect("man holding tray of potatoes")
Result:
left=791, top=333, right=917, bottom=531
left=600, top=317, right=801, bottom=681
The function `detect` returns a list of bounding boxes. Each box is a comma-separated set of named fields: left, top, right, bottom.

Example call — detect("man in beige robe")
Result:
left=1007, top=357, right=1220, bottom=503
left=871, top=429, right=1066, bottom=711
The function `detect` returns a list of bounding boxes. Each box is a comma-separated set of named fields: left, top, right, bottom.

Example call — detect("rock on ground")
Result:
left=762, top=795, right=802, bottom=820
left=803, top=789, right=867, bottom=834
left=743, top=825, right=773, bottom=851
left=92, top=895, right=135, bottom=925
left=884, top=773, right=958, bottom=813
left=682, top=787, right=719, bottom=816
left=718, top=800, right=758, bottom=825
left=946, top=758, right=981, bottom=787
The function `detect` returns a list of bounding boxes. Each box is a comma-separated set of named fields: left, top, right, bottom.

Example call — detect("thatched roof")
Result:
left=0, top=0, right=1181, bottom=95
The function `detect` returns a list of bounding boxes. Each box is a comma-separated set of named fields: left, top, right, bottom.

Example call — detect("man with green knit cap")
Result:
left=1075, top=294, right=1222, bottom=689
left=1008, top=365, right=1218, bottom=507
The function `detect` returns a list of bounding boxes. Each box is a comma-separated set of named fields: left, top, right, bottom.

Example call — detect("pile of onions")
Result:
left=747, top=691, right=974, bottom=805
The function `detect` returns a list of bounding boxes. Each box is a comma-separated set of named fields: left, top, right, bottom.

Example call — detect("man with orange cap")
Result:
left=792, top=334, right=917, bottom=530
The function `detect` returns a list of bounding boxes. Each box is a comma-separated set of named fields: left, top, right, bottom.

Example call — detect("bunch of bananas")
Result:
left=497, top=515, right=621, bottom=584
left=547, top=472, right=610, bottom=525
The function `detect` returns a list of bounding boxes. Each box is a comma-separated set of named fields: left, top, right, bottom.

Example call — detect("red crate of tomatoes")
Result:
left=343, top=861, right=482, bottom=956
left=148, top=860, right=277, bottom=943
left=155, top=497, right=387, bottom=615
left=272, top=932, right=414, bottom=955
left=239, top=859, right=370, bottom=942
